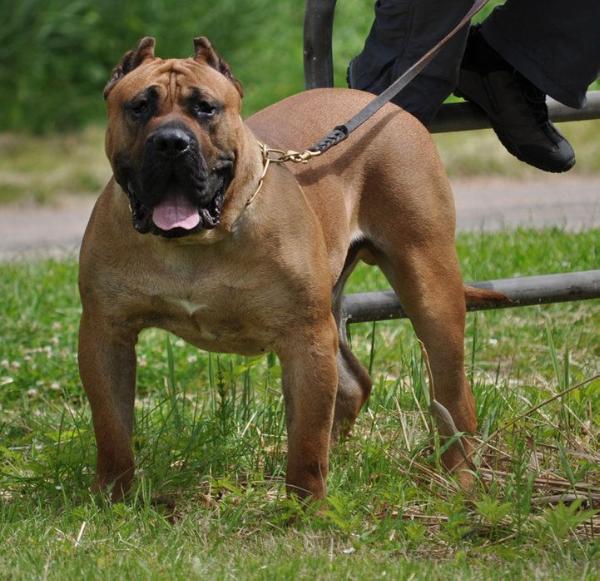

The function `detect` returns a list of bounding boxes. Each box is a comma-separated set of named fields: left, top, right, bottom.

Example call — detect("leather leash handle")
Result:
left=308, top=0, right=490, bottom=155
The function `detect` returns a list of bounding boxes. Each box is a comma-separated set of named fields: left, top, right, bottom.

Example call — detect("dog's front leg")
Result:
left=278, top=317, right=338, bottom=500
left=78, top=310, right=138, bottom=501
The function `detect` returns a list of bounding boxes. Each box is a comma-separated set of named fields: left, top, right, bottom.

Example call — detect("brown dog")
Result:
left=79, top=36, right=491, bottom=501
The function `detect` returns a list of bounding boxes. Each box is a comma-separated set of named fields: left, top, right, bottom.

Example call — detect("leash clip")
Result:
left=246, top=142, right=322, bottom=208
left=281, top=149, right=322, bottom=164
left=262, top=144, right=322, bottom=165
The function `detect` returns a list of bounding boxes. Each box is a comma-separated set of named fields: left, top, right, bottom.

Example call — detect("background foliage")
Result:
left=1, top=0, right=510, bottom=133
left=1, top=0, right=304, bottom=132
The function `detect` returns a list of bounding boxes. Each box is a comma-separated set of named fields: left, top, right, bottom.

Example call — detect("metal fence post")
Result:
left=304, top=0, right=337, bottom=89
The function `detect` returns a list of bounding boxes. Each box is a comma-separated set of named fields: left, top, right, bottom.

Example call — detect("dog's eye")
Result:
left=130, top=99, right=150, bottom=115
left=190, top=101, right=217, bottom=118
left=126, top=99, right=150, bottom=119
left=132, top=101, right=149, bottom=114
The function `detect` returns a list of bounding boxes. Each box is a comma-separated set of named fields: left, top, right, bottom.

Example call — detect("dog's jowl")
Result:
left=79, top=36, right=492, bottom=501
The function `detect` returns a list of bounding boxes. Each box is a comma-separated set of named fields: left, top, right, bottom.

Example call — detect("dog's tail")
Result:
left=464, top=285, right=511, bottom=309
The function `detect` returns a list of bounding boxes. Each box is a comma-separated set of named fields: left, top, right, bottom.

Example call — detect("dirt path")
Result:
left=453, top=175, right=599, bottom=231
left=1, top=175, right=598, bottom=260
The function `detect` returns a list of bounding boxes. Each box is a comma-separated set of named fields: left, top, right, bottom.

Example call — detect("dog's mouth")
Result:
left=127, top=169, right=231, bottom=238
left=118, top=147, right=234, bottom=238
left=147, top=167, right=230, bottom=238
left=151, top=189, right=208, bottom=232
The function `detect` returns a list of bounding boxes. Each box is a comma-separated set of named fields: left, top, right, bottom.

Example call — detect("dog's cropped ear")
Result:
left=104, top=37, right=156, bottom=99
left=193, top=36, right=244, bottom=98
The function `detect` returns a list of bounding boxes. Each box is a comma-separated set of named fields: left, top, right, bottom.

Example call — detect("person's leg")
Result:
left=481, top=0, right=600, bottom=109
left=455, top=0, right=599, bottom=173
left=349, top=0, right=471, bottom=125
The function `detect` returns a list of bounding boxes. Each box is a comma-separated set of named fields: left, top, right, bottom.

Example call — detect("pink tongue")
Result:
left=152, top=194, right=201, bottom=231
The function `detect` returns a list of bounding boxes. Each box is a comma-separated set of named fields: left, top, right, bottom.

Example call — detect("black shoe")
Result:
left=455, top=27, right=575, bottom=173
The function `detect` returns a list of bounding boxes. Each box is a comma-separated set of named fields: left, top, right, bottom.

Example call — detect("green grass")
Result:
left=0, top=128, right=108, bottom=205
left=0, top=228, right=599, bottom=578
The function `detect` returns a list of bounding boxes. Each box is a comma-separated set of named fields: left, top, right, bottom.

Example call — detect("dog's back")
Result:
left=247, top=88, right=456, bottom=268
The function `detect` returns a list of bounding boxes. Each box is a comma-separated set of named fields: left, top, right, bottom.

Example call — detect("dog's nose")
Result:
left=152, top=127, right=192, bottom=157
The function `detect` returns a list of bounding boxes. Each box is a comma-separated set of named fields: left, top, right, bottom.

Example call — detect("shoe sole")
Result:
left=454, top=89, right=576, bottom=173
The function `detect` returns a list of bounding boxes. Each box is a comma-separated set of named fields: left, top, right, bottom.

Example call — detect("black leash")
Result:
left=262, top=0, right=489, bottom=165
left=310, top=0, right=489, bottom=154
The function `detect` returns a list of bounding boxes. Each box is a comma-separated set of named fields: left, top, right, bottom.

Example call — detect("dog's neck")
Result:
left=218, top=121, right=267, bottom=231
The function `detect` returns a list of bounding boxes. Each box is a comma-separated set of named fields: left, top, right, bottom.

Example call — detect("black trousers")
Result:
left=351, top=0, right=600, bottom=124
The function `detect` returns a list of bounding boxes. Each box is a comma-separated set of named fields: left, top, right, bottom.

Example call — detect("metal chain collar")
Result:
left=245, top=141, right=322, bottom=207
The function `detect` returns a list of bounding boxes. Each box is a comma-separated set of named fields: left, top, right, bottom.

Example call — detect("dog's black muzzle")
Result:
left=141, top=122, right=208, bottom=209
left=114, top=122, right=234, bottom=237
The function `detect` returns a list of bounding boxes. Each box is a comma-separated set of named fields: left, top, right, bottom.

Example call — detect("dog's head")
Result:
left=104, top=37, right=244, bottom=237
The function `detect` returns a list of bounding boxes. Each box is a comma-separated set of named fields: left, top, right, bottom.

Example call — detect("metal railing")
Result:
left=303, top=0, right=600, bottom=322
left=344, top=271, right=600, bottom=323
left=431, top=94, right=600, bottom=133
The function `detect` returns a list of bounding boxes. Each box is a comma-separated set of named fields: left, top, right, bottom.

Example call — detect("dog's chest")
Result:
left=101, top=237, right=322, bottom=356
left=144, top=282, right=287, bottom=356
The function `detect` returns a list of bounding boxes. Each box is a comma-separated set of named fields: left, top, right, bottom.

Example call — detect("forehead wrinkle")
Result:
left=136, top=59, right=227, bottom=104
left=178, top=63, right=231, bottom=103
left=175, top=59, right=204, bottom=74
left=156, top=60, right=205, bottom=103
left=153, top=61, right=179, bottom=105
left=169, top=70, right=177, bottom=105
left=173, top=61, right=203, bottom=95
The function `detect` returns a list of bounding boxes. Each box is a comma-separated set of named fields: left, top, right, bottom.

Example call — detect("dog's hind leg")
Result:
left=330, top=241, right=373, bottom=442
left=369, top=238, right=476, bottom=488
